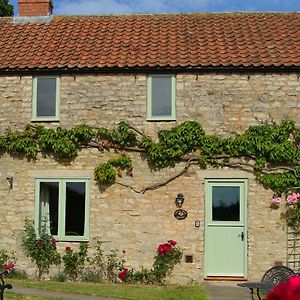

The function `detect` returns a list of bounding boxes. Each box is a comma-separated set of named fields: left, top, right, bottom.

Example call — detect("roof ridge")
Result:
left=52, top=12, right=300, bottom=18
left=1, top=12, right=298, bottom=22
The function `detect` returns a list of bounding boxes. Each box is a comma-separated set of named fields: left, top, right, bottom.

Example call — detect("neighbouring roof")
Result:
left=0, top=13, right=299, bottom=72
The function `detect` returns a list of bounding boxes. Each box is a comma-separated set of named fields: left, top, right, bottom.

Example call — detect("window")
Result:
left=32, top=76, right=60, bottom=121
left=147, top=75, right=176, bottom=120
left=35, top=179, right=90, bottom=241
left=212, top=186, right=240, bottom=221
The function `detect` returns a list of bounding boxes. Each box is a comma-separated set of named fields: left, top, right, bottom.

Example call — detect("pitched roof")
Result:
left=0, top=13, right=299, bottom=72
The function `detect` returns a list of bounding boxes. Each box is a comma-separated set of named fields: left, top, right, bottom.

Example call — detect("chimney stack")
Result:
left=18, top=0, right=53, bottom=17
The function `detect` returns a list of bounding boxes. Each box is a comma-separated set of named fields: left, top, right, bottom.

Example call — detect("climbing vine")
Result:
left=1, top=119, right=300, bottom=198
left=94, top=155, right=132, bottom=185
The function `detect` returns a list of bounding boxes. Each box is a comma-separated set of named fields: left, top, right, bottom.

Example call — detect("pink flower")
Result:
left=168, top=240, right=177, bottom=246
left=272, top=197, right=281, bottom=204
left=118, top=268, right=128, bottom=281
left=4, top=263, right=15, bottom=270
left=65, top=246, right=71, bottom=251
left=287, top=193, right=299, bottom=204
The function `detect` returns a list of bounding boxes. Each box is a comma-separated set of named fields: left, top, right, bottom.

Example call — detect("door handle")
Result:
left=238, top=232, right=244, bottom=241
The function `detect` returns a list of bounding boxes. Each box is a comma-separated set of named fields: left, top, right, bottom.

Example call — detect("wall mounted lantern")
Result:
left=175, top=193, right=185, bottom=208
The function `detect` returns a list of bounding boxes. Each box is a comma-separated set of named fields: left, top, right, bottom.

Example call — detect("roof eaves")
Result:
left=0, top=65, right=299, bottom=76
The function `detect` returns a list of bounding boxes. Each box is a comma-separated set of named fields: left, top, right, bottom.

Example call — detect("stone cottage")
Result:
left=0, top=0, right=299, bottom=282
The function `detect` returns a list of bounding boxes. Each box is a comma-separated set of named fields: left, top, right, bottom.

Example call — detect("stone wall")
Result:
left=0, top=72, right=299, bottom=282
left=0, top=73, right=299, bottom=134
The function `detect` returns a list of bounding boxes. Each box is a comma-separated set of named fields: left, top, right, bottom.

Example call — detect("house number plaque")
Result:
left=174, top=209, right=188, bottom=220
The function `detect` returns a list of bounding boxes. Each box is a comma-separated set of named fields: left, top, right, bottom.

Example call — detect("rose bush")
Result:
left=272, top=193, right=300, bottom=230
left=0, top=248, right=15, bottom=271
left=152, top=240, right=182, bottom=283
left=62, top=243, right=88, bottom=281
left=118, top=240, right=182, bottom=284
left=21, top=218, right=60, bottom=279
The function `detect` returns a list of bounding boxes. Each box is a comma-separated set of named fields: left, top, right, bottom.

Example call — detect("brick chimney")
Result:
left=18, top=0, right=53, bottom=17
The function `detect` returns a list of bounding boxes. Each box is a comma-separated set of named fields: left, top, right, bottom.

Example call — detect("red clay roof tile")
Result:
left=0, top=13, right=299, bottom=71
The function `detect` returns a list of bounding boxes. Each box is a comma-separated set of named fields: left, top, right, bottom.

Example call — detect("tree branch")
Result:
left=115, top=161, right=191, bottom=194
left=123, top=122, right=149, bottom=139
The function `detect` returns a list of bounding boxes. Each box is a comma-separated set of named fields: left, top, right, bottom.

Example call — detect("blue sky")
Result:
left=10, top=0, right=300, bottom=15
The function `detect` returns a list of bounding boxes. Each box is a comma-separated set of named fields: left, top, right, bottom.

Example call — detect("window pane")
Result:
left=39, top=182, right=59, bottom=235
left=36, top=78, right=57, bottom=117
left=151, top=76, right=172, bottom=116
left=212, top=186, right=240, bottom=221
left=65, top=182, right=85, bottom=236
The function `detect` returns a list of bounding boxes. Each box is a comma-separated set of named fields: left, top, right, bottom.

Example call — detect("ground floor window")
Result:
left=35, top=178, right=90, bottom=241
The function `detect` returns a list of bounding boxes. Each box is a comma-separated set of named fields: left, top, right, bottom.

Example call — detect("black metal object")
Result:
left=174, top=209, right=187, bottom=220
left=238, top=231, right=244, bottom=241
left=237, top=266, right=295, bottom=300
left=175, top=193, right=184, bottom=207
left=261, top=266, right=295, bottom=287
left=0, top=270, right=12, bottom=300
left=237, top=282, right=273, bottom=300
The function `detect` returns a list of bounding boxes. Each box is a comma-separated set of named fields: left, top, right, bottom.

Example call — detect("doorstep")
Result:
left=204, top=277, right=248, bottom=281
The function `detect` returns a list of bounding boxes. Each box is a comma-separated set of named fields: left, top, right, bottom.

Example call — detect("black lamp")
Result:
left=175, top=193, right=185, bottom=207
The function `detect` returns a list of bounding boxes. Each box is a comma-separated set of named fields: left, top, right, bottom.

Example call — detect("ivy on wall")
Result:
left=1, top=119, right=300, bottom=197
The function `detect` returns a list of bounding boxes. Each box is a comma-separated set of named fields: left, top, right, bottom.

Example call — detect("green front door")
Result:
left=204, top=180, right=247, bottom=277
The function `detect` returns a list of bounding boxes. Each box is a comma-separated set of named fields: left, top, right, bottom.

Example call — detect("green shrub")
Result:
left=9, top=269, right=28, bottom=279
left=152, top=240, right=182, bottom=283
left=62, top=243, right=88, bottom=281
left=21, top=218, right=61, bottom=279
left=119, top=240, right=182, bottom=284
left=106, top=249, right=124, bottom=282
left=82, top=271, right=103, bottom=283
left=85, top=239, right=106, bottom=281
left=51, top=272, right=67, bottom=282
left=129, top=267, right=155, bottom=284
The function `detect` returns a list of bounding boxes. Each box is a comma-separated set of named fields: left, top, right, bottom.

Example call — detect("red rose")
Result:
left=168, top=240, right=177, bottom=246
left=51, top=238, right=56, bottom=245
left=36, top=240, right=44, bottom=247
left=4, top=263, right=15, bottom=270
left=65, top=246, right=71, bottom=251
left=118, top=268, right=128, bottom=281
left=163, top=243, right=172, bottom=252
left=157, top=244, right=165, bottom=255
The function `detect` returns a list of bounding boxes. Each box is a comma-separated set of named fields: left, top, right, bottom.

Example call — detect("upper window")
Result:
left=32, top=76, right=60, bottom=121
left=35, top=178, right=90, bottom=241
left=147, top=75, right=176, bottom=120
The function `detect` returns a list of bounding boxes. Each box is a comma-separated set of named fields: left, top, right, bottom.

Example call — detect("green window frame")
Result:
left=35, top=178, right=90, bottom=242
left=32, top=76, right=60, bottom=121
left=147, top=74, right=176, bottom=121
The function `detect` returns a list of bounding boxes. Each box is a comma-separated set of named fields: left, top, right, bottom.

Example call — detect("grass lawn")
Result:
left=8, top=279, right=208, bottom=300
left=6, top=292, right=61, bottom=300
